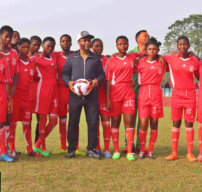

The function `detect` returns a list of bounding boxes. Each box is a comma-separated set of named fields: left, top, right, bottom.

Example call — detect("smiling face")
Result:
left=91, top=40, right=103, bottom=56
left=60, top=36, right=72, bottom=51
left=42, top=40, right=55, bottom=56
left=116, top=38, right=128, bottom=54
left=78, top=37, right=92, bottom=52
left=177, top=39, right=190, bottom=54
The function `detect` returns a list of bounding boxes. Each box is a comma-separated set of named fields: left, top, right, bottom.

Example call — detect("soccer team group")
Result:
left=0, top=25, right=201, bottom=162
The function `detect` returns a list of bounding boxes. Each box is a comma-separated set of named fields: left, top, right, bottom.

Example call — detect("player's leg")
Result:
left=34, top=114, right=40, bottom=143
left=96, top=117, right=101, bottom=154
left=147, top=117, right=158, bottom=159
left=198, top=123, right=202, bottom=162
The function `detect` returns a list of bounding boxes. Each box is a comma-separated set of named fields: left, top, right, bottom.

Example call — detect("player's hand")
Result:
left=130, top=80, right=135, bottom=88
left=158, top=55, right=166, bottom=66
left=112, top=52, right=118, bottom=57
left=7, top=97, right=13, bottom=114
left=68, top=81, right=76, bottom=94
left=90, top=79, right=99, bottom=89
left=106, top=99, right=112, bottom=110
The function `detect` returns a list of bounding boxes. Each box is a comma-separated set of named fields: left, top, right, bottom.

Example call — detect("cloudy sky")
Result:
left=0, top=0, right=201, bottom=54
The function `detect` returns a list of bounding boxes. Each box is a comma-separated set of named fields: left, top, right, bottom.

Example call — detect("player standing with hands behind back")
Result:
left=62, top=31, right=105, bottom=159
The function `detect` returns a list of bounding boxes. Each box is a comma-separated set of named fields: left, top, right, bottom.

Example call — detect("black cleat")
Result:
left=87, top=149, right=101, bottom=159
left=65, top=151, right=75, bottom=159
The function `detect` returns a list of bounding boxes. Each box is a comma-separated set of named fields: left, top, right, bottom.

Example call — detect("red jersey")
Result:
left=136, top=57, right=165, bottom=86
left=164, top=54, right=199, bottom=90
left=98, top=55, right=108, bottom=104
left=56, top=51, right=67, bottom=84
left=199, top=60, right=202, bottom=90
left=106, top=53, right=141, bottom=102
left=33, top=53, right=57, bottom=81
left=15, top=58, right=36, bottom=92
left=0, top=56, right=10, bottom=84
left=0, top=48, right=19, bottom=80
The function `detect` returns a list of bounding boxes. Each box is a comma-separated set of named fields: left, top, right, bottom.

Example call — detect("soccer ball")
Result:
left=73, top=79, right=92, bottom=96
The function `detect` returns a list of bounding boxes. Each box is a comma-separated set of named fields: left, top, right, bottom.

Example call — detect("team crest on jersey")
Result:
left=12, top=58, right=16, bottom=66
left=30, top=69, right=34, bottom=76
left=189, top=66, right=194, bottom=72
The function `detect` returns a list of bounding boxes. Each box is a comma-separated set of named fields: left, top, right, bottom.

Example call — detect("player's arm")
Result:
left=61, top=57, right=76, bottom=94
left=106, top=80, right=112, bottom=110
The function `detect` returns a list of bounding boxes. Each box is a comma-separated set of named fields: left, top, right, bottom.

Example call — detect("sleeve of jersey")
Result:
left=15, top=54, right=20, bottom=74
left=128, top=52, right=144, bottom=59
left=194, top=59, right=200, bottom=78
left=61, top=57, right=72, bottom=87
left=105, top=59, right=112, bottom=81
left=163, top=55, right=170, bottom=72
left=96, top=59, right=105, bottom=86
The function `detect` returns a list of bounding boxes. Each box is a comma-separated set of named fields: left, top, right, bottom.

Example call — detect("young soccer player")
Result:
left=53, top=34, right=74, bottom=154
left=28, top=36, right=42, bottom=143
left=197, top=60, right=202, bottom=162
left=33, top=37, right=58, bottom=157
left=0, top=55, right=14, bottom=162
left=10, top=31, right=20, bottom=52
left=165, top=36, right=199, bottom=162
left=106, top=36, right=143, bottom=161
left=136, top=37, right=165, bottom=159
left=8, top=38, right=42, bottom=158
left=91, top=38, right=112, bottom=158
left=0, top=25, right=19, bottom=154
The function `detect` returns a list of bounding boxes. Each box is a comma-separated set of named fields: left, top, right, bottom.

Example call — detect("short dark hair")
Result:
left=91, top=38, right=103, bottom=46
left=135, top=30, right=147, bottom=41
left=177, top=35, right=190, bottom=44
left=116, top=35, right=128, bottom=43
left=42, top=36, right=56, bottom=44
left=13, top=31, right=20, bottom=36
left=60, top=34, right=72, bottom=42
left=0, top=25, right=13, bottom=35
left=146, top=37, right=161, bottom=48
left=18, top=38, right=30, bottom=46
left=30, top=35, right=42, bottom=44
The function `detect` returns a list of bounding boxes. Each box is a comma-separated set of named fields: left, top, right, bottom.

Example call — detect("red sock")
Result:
left=186, top=127, right=194, bottom=154
left=96, top=121, right=101, bottom=151
left=111, top=128, right=119, bottom=152
left=102, top=121, right=111, bottom=152
left=0, top=127, right=6, bottom=154
left=8, top=123, right=17, bottom=153
left=23, top=121, right=33, bottom=153
left=45, top=114, right=57, bottom=137
left=171, top=127, right=180, bottom=153
left=126, top=128, right=135, bottom=154
left=147, top=129, right=158, bottom=153
left=59, top=118, right=67, bottom=150
left=139, top=130, right=147, bottom=153
left=34, top=115, right=47, bottom=150
left=76, top=127, right=80, bottom=150
left=199, top=124, right=202, bottom=156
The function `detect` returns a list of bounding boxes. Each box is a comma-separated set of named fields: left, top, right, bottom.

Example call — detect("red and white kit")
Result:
left=165, top=54, right=199, bottom=122
left=33, top=53, right=58, bottom=115
left=136, top=57, right=165, bottom=118
left=98, top=55, right=109, bottom=116
left=56, top=51, right=70, bottom=117
left=197, top=61, right=202, bottom=122
left=9, top=58, right=37, bottom=153
left=106, top=53, right=142, bottom=116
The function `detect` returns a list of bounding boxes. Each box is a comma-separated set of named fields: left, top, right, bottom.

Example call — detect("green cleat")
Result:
left=75, top=150, right=86, bottom=156
left=112, top=152, right=120, bottom=160
left=41, top=151, right=50, bottom=157
left=52, top=149, right=67, bottom=154
left=33, top=146, right=42, bottom=154
left=127, top=153, right=136, bottom=161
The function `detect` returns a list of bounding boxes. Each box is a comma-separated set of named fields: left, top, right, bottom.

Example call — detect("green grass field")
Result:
left=0, top=107, right=201, bottom=192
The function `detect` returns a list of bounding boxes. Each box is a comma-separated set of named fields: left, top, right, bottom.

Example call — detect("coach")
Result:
left=62, top=31, right=105, bottom=159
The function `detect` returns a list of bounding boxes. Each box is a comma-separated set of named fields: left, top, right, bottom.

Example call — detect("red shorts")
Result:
left=171, top=89, right=196, bottom=122
left=99, top=103, right=110, bottom=116
left=0, top=84, right=7, bottom=122
left=58, top=84, right=69, bottom=117
left=35, top=79, right=58, bottom=115
left=138, top=85, right=163, bottom=118
left=197, top=89, right=202, bottom=122
left=110, top=98, right=135, bottom=116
